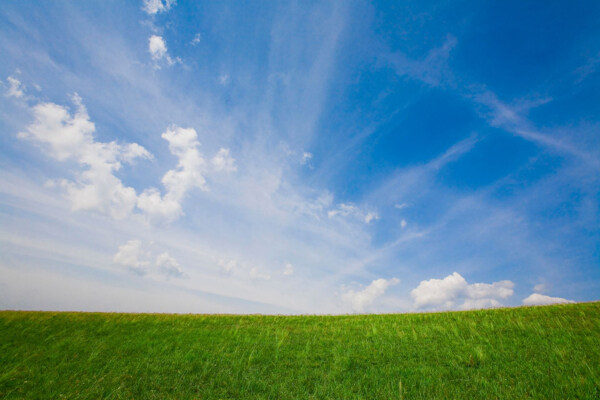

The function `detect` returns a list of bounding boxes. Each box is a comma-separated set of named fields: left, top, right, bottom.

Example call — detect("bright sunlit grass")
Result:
left=1, top=302, right=599, bottom=399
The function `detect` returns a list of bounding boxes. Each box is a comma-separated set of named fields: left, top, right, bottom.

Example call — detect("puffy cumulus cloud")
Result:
left=19, top=96, right=234, bottom=222
left=138, top=126, right=233, bottom=222
left=161, top=126, right=207, bottom=196
left=113, top=240, right=150, bottom=275
left=342, top=278, right=400, bottom=313
left=5, top=76, right=24, bottom=98
left=522, top=293, right=575, bottom=306
left=466, top=281, right=514, bottom=301
left=328, top=203, right=379, bottom=224
left=411, top=272, right=467, bottom=309
left=155, top=252, right=184, bottom=278
left=114, top=240, right=184, bottom=278
left=18, top=95, right=152, bottom=219
left=411, top=272, right=514, bottom=310
left=142, top=0, right=175, bottom=15
left=148, top=35, right=180, bottom=67
left=210, top=148, right=237, bottom=173
left=461, top=298, right=503, bottom=310
left=122, top=143, right=153, bottom=163
left=149, top=35, right=167, bottom=60
left=137, top=188, right=182, bottom=221
left=18, top=96, right=94, bottom=160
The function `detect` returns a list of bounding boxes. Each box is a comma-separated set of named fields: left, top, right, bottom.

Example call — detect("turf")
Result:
left=0, top=303, right=599, bottom=399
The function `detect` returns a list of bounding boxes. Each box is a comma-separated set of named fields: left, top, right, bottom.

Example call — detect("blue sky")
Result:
left=1, top=0, right=598, bottom=313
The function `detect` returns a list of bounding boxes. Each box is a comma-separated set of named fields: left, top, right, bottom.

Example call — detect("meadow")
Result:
left=1, top=302, right=599, bottom=399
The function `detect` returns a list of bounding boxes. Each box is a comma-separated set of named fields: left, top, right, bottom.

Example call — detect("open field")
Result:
left=1, top=303, right=599, bottom=399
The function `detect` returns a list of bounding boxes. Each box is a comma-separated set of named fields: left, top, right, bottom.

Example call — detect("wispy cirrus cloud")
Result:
left=328, top=202, right=379, bottom=224
left=469, top=89, right=599, bottom=167
left=1, top=1, right=597, bottom=314
left=385, top=35, right=457, bottom=86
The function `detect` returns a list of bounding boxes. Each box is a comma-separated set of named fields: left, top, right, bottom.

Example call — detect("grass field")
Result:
left=1, top=303, right=599, bottom=399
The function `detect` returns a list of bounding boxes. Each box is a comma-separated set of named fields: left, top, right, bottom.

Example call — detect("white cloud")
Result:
left=5, top=76, right=24, bottom=98
left=191, top=33, right=201, bottom=46
left=136, top=188, right=182, bottom=221
left=342, top=277, right=399, bottom=313
left=114, top=240, right=184, bottom=278
left=328, top=203, right=379, bottom=224
left=461, top=298, right=503, bottom=310
left=466, top=280, right=514, bottom=300
left=142, top=0, right=175, bottom=15
left=19, top=96, right=232, bottom=223
left=400, top=219, right=407, bottom=228
left=522, top=293, right=575, bottom=306
left=411, top=272, right=467, bottom=309
left=155, top=252, right=184, bottom=277
left=148, top=35, right=180, bottom=67
left=149, top=35, right=167, bottom=60
left=574, top=52, right=600, bottom=83
left=18, top=95, right=152, bottom=219
left=387, top=35, right=457, bottom=86
left=18, top=96, right=93, bottom=161
left=364, top=212, right=379, bottom=224
left=283, top=263, right=294, bottom=276
left=122, top=143, right=153, bottom=163
left=301, top=152, right=312, bottom=165
left=411, top=272, right=514, bottom=310
left=328, top=203, right=357, bottom=218
left=471, top=90, right=597, bottom=166
left=210, top=148, right=237, bottom=173
left=161, top=126, right=208, bottom=196
left=113, top=240, right=149, bottom=275
left=394, top=203, right=409, bottom=209
left=137, top=126, right=209, bottom=221
left=218, top=258, right=273, bottom=280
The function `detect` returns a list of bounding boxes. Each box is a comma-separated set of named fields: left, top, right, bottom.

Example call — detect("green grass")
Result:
left=1, top=303, right=599, bottom=399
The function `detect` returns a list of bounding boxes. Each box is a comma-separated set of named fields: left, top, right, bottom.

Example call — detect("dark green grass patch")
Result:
left=1, top=303, right=599, bottom=399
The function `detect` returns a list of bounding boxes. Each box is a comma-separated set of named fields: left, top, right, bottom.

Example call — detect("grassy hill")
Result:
left=1, top=302, right=599, bottom=399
